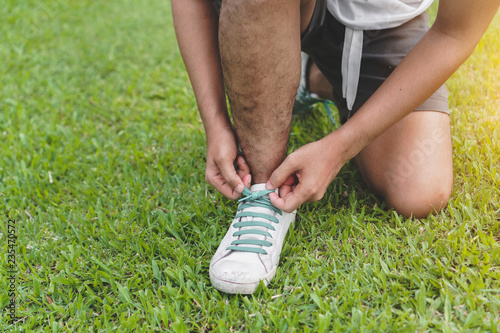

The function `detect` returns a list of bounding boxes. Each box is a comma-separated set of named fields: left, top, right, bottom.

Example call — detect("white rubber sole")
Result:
left=209, top=266, right=278, bottom=294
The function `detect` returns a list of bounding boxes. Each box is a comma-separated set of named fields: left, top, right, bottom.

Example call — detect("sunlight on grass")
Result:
left=0, top=0, right=499, bottom=331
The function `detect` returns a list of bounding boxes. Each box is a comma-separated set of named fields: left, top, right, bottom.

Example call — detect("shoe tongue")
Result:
left=249, top=183, right=279, bottom=195
left=249, top=183, right=268, bottom=192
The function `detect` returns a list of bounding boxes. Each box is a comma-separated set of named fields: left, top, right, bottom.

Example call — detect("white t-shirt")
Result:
left=325, top=0, right=435, bottom=110
left=327, top=0, right=434, bottom=30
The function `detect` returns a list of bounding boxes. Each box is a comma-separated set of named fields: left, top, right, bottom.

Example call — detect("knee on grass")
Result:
left=383, top=175, right=453, bottom=219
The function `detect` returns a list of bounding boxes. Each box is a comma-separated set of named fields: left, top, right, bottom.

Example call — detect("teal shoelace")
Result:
left=226, top=187, right=282, bottom=255
left=322, top=99, right=337, bottom=126
left=293, top=87, right=337, bottom=126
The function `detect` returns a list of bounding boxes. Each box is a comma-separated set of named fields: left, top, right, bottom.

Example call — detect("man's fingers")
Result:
left=283, top=174, right=297, bottom=186
left=218, top=160, right=244, bottom=193
left=277, top=176, right=297, bottom=198
left=242, top=174, right=252, bottom=189
left=269, top=189, right=303, bottom=213
left=266, top=156, right=299, bottom=190
left=219, top=183, right=242, bottom=200
left=206, top=172, right=242, bottom=200
left=236, top=155, right=251, bottom=176
left=278, top=184, right=293, bottom=198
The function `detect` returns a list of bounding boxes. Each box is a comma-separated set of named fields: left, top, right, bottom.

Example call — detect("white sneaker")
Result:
left=209, top=184, right=296, bottom=294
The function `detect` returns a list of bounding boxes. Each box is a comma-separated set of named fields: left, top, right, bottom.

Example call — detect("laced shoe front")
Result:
left=209, top=184, right=296, bottom=294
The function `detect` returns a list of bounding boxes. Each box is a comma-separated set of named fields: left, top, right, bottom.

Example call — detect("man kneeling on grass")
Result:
left=172, top=0, right=500, bottom=294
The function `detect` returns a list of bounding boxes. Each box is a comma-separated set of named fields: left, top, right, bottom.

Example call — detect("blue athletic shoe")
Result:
left=293, top=52, right=337, bottom=125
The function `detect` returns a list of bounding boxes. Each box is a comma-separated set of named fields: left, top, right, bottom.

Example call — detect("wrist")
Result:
left=203, top=113, right=234, bottom=140
left=205, top=121, right=235, bottom=145
left=322, top=126, right=358, bottom=165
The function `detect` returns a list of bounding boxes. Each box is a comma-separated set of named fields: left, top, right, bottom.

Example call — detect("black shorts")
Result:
left=301, top=0, right=450, bottom=123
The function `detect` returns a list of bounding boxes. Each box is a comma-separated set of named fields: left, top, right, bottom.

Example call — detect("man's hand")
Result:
left=265, top=134, right=349, bottom=212
left=206, top=127, right=252, bottom=200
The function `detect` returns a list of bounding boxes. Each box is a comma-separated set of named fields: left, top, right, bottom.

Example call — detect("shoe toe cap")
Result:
left=210, top=256, right=267, bottom=284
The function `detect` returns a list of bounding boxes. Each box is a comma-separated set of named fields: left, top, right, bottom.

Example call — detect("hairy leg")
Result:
left=219, top=0, right=316, bottom=184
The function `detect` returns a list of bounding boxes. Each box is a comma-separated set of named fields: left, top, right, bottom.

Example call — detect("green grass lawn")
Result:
left=0, top=0, right=499, bottom=331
